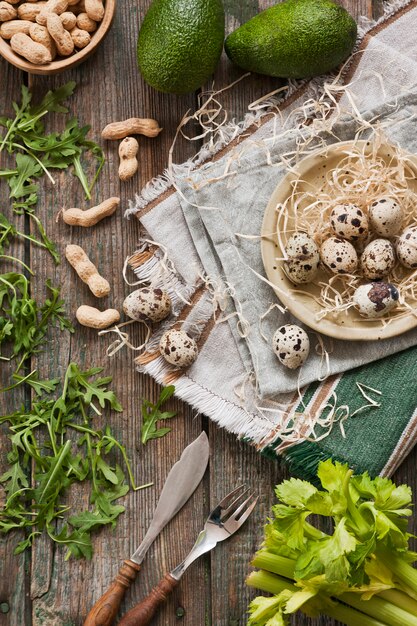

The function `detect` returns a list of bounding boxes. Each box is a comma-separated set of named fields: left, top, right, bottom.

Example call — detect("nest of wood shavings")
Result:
left=276, top=131, right=417, bottom=324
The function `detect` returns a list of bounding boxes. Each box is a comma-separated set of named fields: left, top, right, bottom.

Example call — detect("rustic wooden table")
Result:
left=1, top=0, right=417, bottom=625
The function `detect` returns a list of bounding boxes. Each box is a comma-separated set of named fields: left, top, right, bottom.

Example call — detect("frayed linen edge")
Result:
left=137, top=360, right=277, bottom=445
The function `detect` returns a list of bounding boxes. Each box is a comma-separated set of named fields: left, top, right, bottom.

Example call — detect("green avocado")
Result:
left=137, top=0, right=225, bottom=94
left=224, top=0, right=357, bottom=79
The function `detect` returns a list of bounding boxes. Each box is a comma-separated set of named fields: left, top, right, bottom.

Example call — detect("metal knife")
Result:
left=83, top=431, right=209, bottom=626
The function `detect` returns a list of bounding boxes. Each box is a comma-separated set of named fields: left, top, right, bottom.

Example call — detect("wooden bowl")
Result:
left=0, top=0, right=116, bottom=75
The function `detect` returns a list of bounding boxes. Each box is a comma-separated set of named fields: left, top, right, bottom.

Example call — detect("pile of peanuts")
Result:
left=0, top=0, right=105, bottom=65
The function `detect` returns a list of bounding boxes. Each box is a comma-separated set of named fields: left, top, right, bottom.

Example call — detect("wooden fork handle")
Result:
left=117, top=573, right=179, bottom=626
left=83, top=559, right=141, bottom=626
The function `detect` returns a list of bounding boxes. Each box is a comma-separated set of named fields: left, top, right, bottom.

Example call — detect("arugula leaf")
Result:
left=0, top=273, right=74, bottom=381
left=0, top=364, right=150, bottom=559
left=140, top=385, right=177, bottom=444
left=0, top=82, right=104, bottom=261
left=8, top=153, right=42, bottom=200
left=0, top=450, right=29, bottom=498
left=0, top=213, right=57, bottom=262
left=12, top=371, right=60, bottom=396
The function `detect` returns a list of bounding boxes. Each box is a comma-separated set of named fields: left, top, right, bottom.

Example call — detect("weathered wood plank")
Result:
left=0, top=61, right=32, bottom=626
left=25, top=0, right=207, bottom=623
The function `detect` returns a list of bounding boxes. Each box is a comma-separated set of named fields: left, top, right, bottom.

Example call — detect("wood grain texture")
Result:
left=1, top=1, right=415, bottom=626
left=0, top=62, right=32, bottom=626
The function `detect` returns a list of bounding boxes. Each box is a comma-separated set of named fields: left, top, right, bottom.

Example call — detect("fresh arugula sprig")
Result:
left=0, top=82, right=105, bottom=261
left=0, top=213, right=59, bottom=264
left=141, top=385, right=177, bottom=444
left=0, top=272, right=74, bottom=379
left=0, top=363, right=151, bottom=559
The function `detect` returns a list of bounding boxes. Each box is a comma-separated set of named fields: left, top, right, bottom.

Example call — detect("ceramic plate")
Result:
left=261, top=140, right=417, bottom=341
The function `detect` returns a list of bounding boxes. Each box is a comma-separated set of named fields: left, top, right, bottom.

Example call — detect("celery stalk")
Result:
left=379, top=589, right=417, bottom=616
left=342, top=592, right=417, bottom=626
left=247, top=571, right=388, bottom=626
left=379, top=553, right=417, bottom=599
left=252, top=551, right=296, bottom=579
left=247, top=569, right=295, bottom=595
left=251, top=550, right=417, bottom=626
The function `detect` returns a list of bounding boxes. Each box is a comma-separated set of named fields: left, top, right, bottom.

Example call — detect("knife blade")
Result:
left=83, top=431, right=209, bottom=626
left=130, top=430, right=209, bottom=564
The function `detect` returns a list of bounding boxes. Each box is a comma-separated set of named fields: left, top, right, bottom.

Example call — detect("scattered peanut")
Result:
left=102, top=118, right=162, bottom=141
left=76, top=11, right=95, bottom=31
left=0, top=2, right=17, bottom=22
left=36, top=0, right=68, bottom=25
left=118, top=137, right=139, bottom=181
left=5, top=0, right=19, bottom=4
left=65, top=244, right=110, bottom=298
left=17, top=3, right=43, bottom=21
left=10, top=31, right=52, bottom=63
left=0, top=19, right=32, bottom=38
left=46, top=12, right=73, bottom=55
left=76, top=305, right=120, bottom=329
left=60, top=10, right=76, bottom=29
left=69, top=25, right=89, bottom=47
left=62, top=197, right=120, bottom=226
left=84, top=0, right=103, bottom=21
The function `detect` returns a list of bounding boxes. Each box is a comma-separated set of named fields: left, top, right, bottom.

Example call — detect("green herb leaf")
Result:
left=0, top=81, right=104, bottom=261
left=141, top=385, right=177, bottom=444
left=0, top=273, right=74, bottom=382
left=0, top=364, right=150, bottom=559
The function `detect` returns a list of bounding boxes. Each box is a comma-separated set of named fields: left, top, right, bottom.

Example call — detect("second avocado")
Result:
left=225, top=0, right=357, bottom=79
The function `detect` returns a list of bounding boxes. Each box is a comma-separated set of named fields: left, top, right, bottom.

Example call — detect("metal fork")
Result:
left=117, top=485, right=258, bottom=626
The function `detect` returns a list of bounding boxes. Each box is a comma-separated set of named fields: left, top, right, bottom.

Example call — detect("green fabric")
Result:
left=278, top=346, right=417, bottom=477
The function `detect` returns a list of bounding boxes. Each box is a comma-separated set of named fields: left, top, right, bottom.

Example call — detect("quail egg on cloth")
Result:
left=396, top=226, right=417, bottom=268
left=353, top=282, right=399, bottom=318
left=123, top=288, right=172, bottom=323
left=360, top=238, right=396, bottom=280
left=320, top=237, right=358, bottom=274
left=283, top=232, right=320, bottom=284
left=330, top=203, right=369, bottom=241
left=159, top=329, right=198, bottom=367
left=272, top=324, right=310, bottom=370
left=369, top=197, right=404, bottom=237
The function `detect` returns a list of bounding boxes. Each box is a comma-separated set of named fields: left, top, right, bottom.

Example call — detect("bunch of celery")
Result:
left=247, top=460, right=417, bottom=626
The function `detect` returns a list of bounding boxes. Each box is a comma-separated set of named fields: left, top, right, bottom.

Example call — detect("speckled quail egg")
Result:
left=272, top=324, right=310, bottom=370
left=123, top=288, right=172, bottom=323
left=283, top=232, right=320, bottom=284
left=360, top=238, right=396, bottom=280
left=396, top=226, right=417, bottom=268
left=369, top=197, right=404, bottom=237
left=353, top=282, right=399, bottom=318
left=330, top=203, right=369, bottom=241
left=320, top=237, right=358, bottom=274
left=159, top=329, right=198, bottom=367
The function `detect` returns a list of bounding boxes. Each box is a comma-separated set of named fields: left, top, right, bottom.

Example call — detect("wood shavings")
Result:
left=98, top=320, right=151, bottom=357
left=273, top=380, right=381, bottom=452
left=276, top=128, right=417, bottom=323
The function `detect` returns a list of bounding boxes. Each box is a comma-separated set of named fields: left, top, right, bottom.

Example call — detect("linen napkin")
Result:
left=126, top=1, right=417, bottom=480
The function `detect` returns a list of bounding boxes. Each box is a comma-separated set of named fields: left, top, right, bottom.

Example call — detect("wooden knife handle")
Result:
left=83, top=559, right=141, bottom=626
left=117, top=573, right=179, bottom=626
